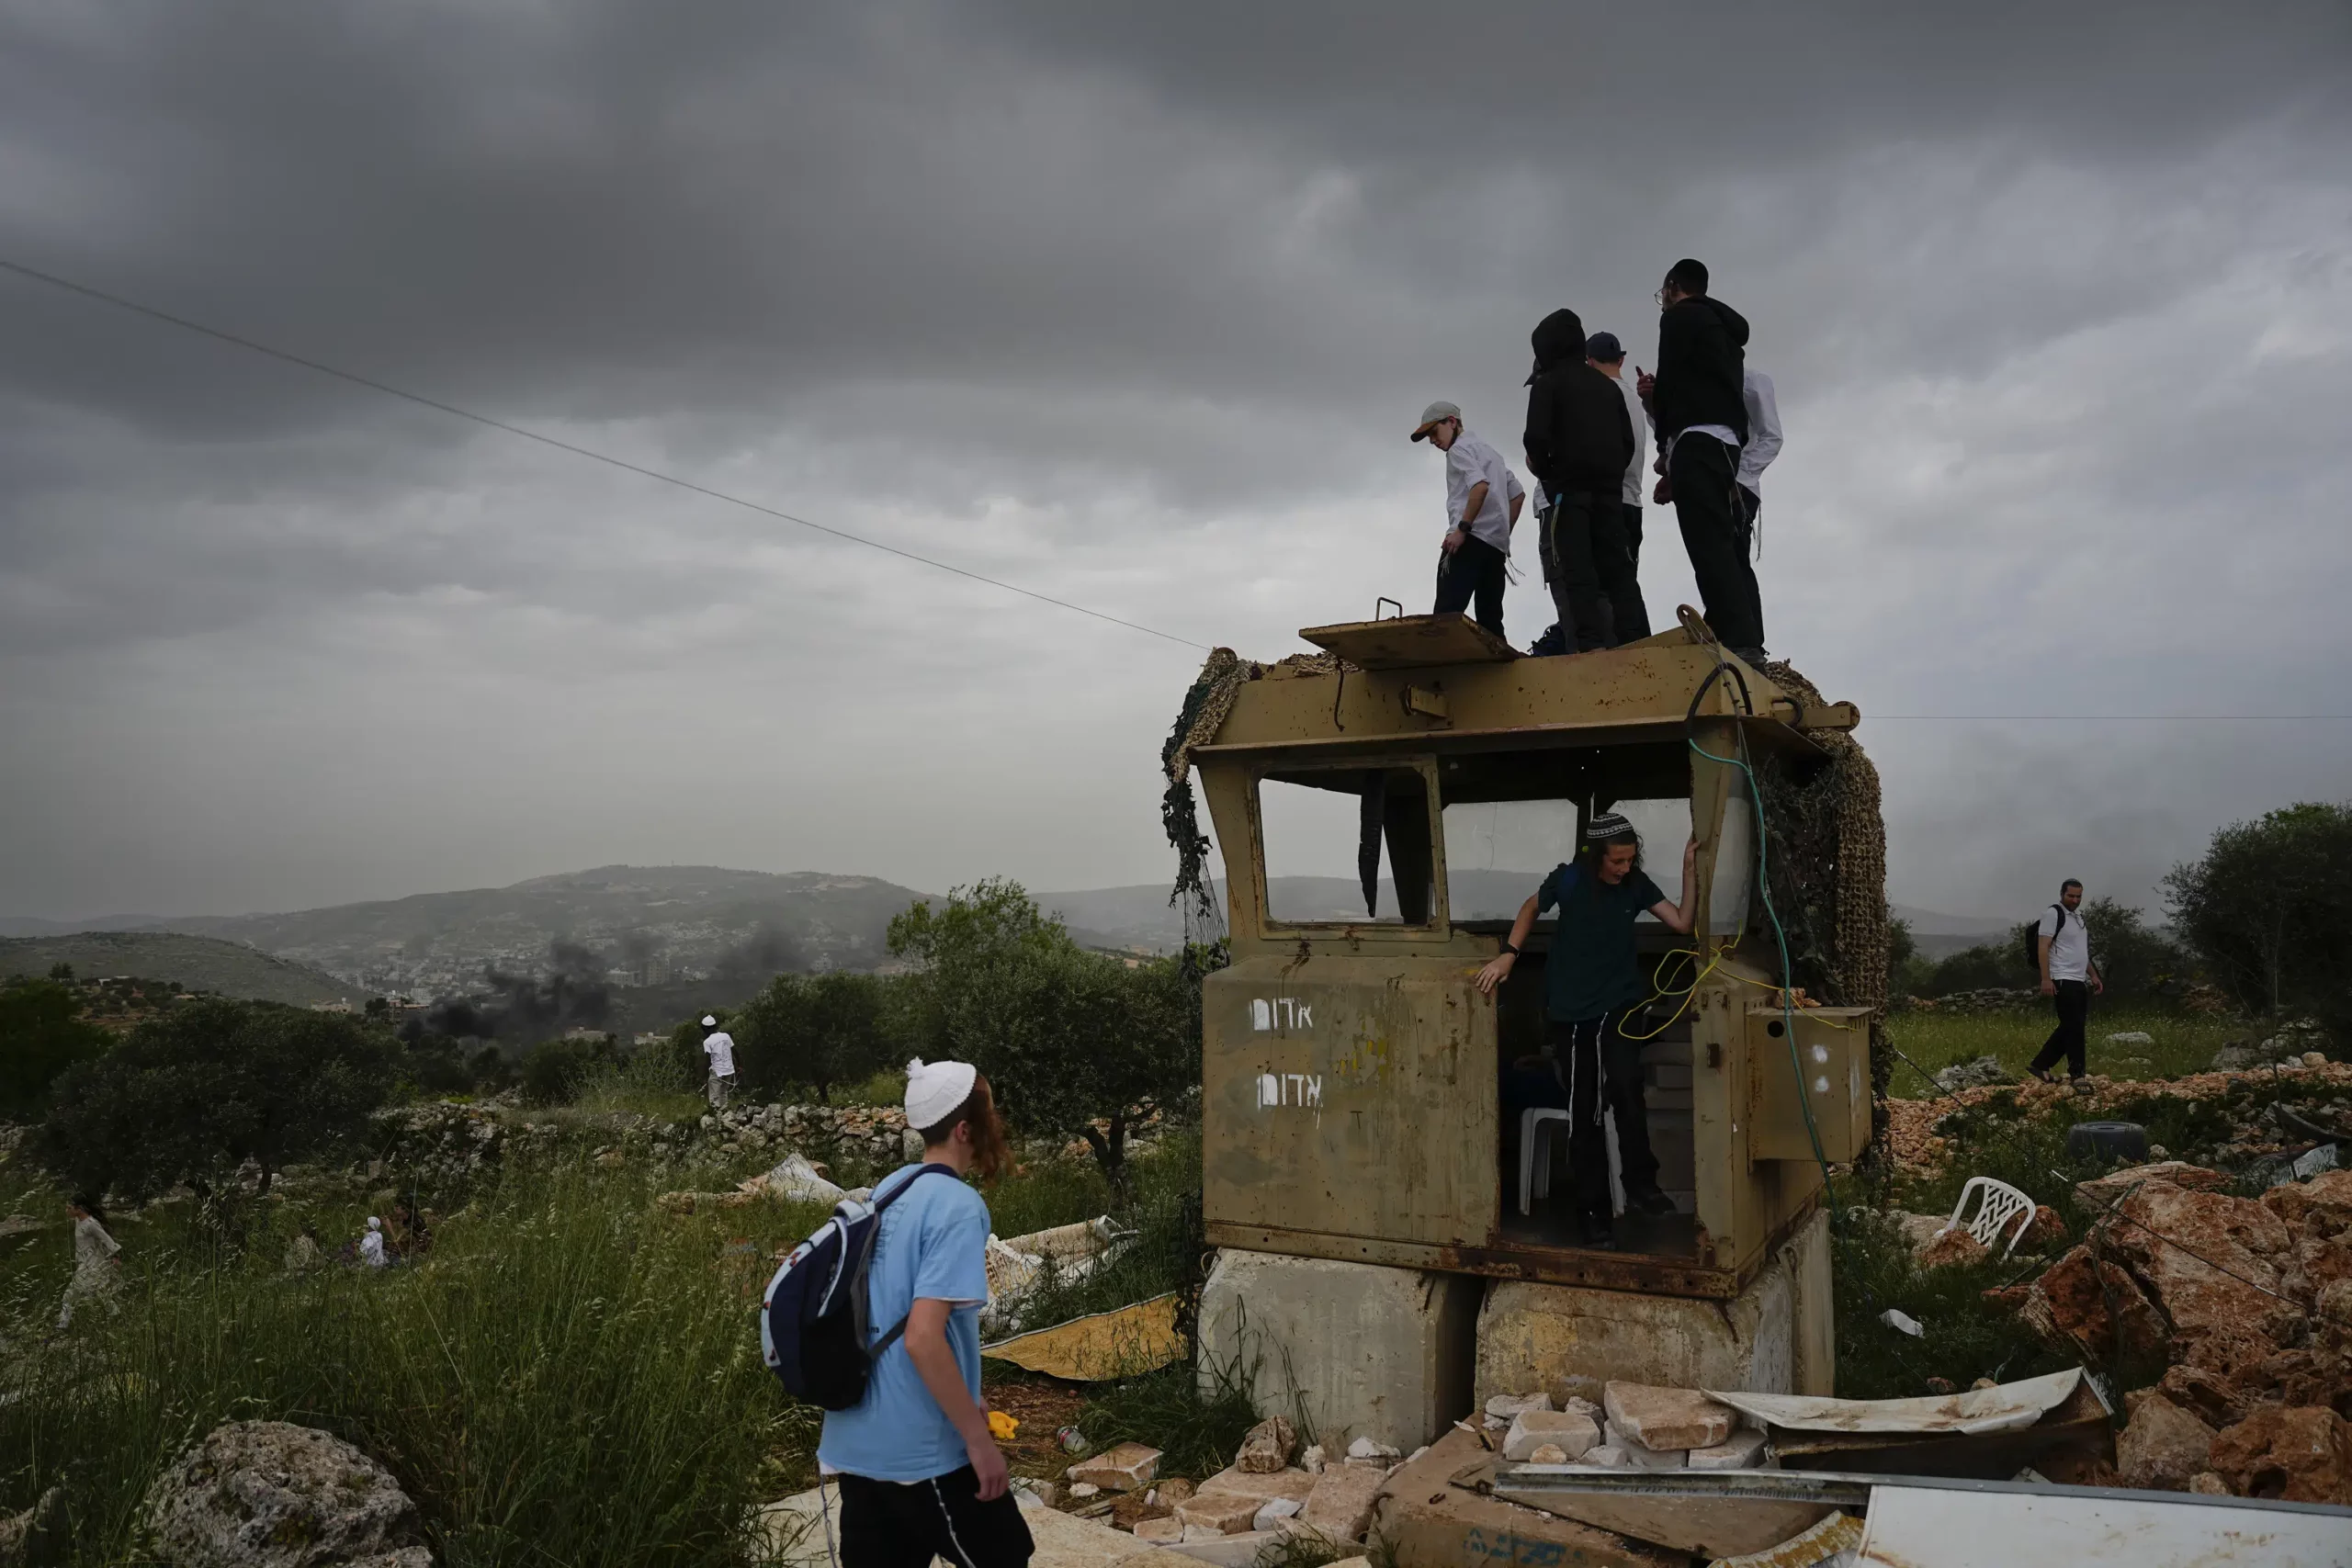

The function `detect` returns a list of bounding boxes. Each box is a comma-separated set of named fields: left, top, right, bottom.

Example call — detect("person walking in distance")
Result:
left=1640, top=259, right=1766, bottom=664
left=1411, top=400, right=1525, bottom=641
left=701, top=1013, right=737, bottom=1111
left=1472, top=813, right=1699, bottom=1247
left=1521, top=310, right=1637, bottom=653
left=819, top=1059, right=1033, bottom=1568
left=2028, top=881, right=2104, bottom=1087
left=57, top=1195, right=123, bottom=1330
left=1583, top=330, right=1653, bottom=641
left=1735, top=368, right=1782, bottom=547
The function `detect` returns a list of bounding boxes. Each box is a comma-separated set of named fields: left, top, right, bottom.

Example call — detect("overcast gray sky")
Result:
left=5, top=1, right=2348, bottom=923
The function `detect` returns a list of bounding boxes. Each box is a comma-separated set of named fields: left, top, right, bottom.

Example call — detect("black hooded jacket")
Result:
left=1522, top=308, right=1634, bottom=497
left=1652, top=294, right=1750, bottom=444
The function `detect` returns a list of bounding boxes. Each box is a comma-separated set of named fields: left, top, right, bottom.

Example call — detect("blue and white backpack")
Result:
left=759, top=1163, right=957, bottom=1410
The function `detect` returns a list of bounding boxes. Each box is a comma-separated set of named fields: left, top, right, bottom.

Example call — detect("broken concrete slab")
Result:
left=1687, top=1428, right=1768, bottom=1471
left=1297, top=1464, right=1384, bottom=1542
left=1131, top=1517, right=1185, bottom=1544
left=1199, top=1249, right=1480, bottom=1453
left=1601, top=1420, right=1686, bottom=1469
left=1368, top=1429, right=1682, bottom=1568
left=1602, top=1383, right=1736, bottom=1451
left=1170, top=1492, right=1261, bottom=1536
left=1070, top=1442, right=1162, bottom=1493
left=1502, top=1409, right=1599, bottom=1462
left=1177, top=1466, right=1317, bottom=1534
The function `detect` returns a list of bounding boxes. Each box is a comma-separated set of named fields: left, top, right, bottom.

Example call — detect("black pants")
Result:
left=1546, top=1012, right=1661, bottom=1219
left=1669, top=434, right=1766, bottom=657
left=836, top=1467, right=1035, bottom=1568
left=1617, top=503, right=1652, bottom=640
left=2030, top=980, right=2091, bottom=1078
left=1545, top=491, right=1645, bottom=653
left=1433, top=533, right=1507, bottom=639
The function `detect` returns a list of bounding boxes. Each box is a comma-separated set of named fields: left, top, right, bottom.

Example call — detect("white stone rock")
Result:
left=1344, top=1435, right=1400, bottom=1467
left=1485, top=1391, right=1555, bottom=1421
left=1251, top=1498, right=1302, bottom=1532
left=1581, top=1446, right=1627, bottom=1467
left=1300, top=1443, right=1326, bottom=1475
left=1526, top=1444, right=1568, bottom=1464
left=1503, top=1409, right=1600, bottom=1462
left=1069, top=1482, right=1102, bottom=1499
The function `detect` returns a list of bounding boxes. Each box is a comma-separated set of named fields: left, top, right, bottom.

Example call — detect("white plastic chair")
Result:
left=1519, top=1108, right=1572, bottom=1215
left=1940, top=1176, right=2037, bottom=1258
left=1520, top=1107, right=1629, bottom=1218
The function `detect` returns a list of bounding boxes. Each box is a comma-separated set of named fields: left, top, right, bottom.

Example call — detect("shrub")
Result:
left=2166, top=801, right=2352, bottom=1032
left=0, top=977, right=109, bottom=1115
left=518, top=1034, right=617, bottom=1107
left=733, top=972, right=897, bottom=1104
left=33, top=998, right=398, bottom=1205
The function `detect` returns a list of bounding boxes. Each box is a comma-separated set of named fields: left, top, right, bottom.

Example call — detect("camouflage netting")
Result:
left=1757, top=660, right=1894, bottom=1157
left=1159, top=648, right=1349, bottom=939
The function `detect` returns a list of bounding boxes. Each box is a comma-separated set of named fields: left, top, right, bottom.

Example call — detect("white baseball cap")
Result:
left=904, top=1057, right=978, bottom=1132
left=1410, top=400, right=1462, bottom=441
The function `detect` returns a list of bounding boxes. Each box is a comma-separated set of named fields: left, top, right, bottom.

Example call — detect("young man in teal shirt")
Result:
left=1476, top=812, right=1699, bottom=1248
left=819, top=1058, right=1032, bottom=1568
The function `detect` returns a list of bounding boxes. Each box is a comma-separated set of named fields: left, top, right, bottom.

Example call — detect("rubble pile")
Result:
left=2211, top=1018, right=2335, bottom=1072
left=1051, top=1416, right=1416, bottom=1551
left=1996, top=1163, right=2352, bottom=1502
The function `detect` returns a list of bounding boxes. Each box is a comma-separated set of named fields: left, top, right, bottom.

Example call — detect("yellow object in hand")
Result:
left=988, top=1410, right=1019, bottom=1440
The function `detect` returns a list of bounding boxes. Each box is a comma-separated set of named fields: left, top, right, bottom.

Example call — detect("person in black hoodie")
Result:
left=1643, top=259, right=1766, bottom=663
left=1522, top=308, right=1638, bottom=653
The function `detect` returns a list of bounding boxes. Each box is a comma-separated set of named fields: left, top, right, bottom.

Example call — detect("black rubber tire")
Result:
left=2065, top=1121, right=2150, bottom=1164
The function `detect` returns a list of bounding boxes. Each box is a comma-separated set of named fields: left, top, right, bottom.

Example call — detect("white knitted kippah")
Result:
left=904, top=1057, right=978, bottom=1133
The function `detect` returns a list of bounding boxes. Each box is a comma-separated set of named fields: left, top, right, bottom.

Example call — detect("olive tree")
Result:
left=34, top=998, right=399, bottom=1206
left=2165, top=801, right=2352, bottom=1030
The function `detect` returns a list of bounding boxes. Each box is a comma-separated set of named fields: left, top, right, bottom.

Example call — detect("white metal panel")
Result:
left=1858, top=1482, right=2352, bottom=1568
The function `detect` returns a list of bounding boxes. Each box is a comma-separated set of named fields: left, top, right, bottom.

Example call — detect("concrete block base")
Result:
left=1198, top=1249, right=1480, bottom=1452
left=1475, top=1209, right=1829, bottom=1408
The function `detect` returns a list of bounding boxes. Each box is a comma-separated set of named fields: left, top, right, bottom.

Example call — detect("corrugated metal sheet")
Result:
left=1708, top=1369, right=2081, bottom=1436
left=1856, top=1481, right=2352, bottom=1568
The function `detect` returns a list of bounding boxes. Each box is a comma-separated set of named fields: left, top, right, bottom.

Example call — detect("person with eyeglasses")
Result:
left=1635, top=259, right=1767, bottom=665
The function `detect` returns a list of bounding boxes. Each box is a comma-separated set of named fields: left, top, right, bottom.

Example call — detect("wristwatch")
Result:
left=1500, top=942, right=1521, bottom=957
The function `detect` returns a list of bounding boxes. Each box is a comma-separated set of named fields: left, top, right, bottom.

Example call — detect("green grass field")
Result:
left=1884, top=1002, right=2249, bottom=1094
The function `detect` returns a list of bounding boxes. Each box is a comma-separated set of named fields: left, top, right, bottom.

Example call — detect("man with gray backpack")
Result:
left=764, top=1057, right=1029, bottom=1568
left=2027, top=880, right=2105, bottom=1087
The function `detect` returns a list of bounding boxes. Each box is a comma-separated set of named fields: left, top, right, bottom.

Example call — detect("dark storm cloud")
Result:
left=2, top=1, right=2348, bottom=919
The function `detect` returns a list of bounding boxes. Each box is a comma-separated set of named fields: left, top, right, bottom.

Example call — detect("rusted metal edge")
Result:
left=1202, top=1220, right=1743, bottom=1298
left=1490, top=1466, right=2352, bottom=1518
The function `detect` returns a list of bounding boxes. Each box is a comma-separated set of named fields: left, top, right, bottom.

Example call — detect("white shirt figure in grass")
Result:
left=701, top=1014, right=737, bottom=1111
left=359, top=1215, right=389, bottom=1269
left=59, top=1197, right=124, bottom=1329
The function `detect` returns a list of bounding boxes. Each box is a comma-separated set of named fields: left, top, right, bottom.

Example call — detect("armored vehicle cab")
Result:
left=1191, top=613, right=1873, bottom=1299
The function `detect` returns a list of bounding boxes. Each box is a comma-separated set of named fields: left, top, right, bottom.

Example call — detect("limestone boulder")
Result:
left=1233, top=1416, right=1296, bottom=1474
left=1068, top=1441, right=1160, bottom=1493
left=1688, top=1428, right=1768, bottom=1471
left=2105, top=1182, right=2292, bottom=1374
left=2263, top=1168, right=2352, bottom=1229
left=1916, top=1227, right=1989, bottom=1269
left=1601, top=1382, right=1735, bottom=1451
left=2074, top=1163, right=2229, bottom=1212
left=2288, top=1230, right=2352, bottom=1304
left=2017, top=1247, right=2166, bottom=1362
left=1176, top=1467, right=1317, bottom=1536
left=2156, top=1363, right=2251, bottom=1431
left=2116, top=1390, right=2216, bottom=1492
left=142, top=1421, right=433, bottom=1568
left=2208, top=1405, right=2352, bottom=1505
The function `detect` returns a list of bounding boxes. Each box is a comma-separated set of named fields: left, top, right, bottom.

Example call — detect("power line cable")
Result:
left=0, top=254, right=1211, bottom=653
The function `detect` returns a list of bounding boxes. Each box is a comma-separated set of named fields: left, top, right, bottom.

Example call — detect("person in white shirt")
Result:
left=1411, top=400, right=1526, bottom=641
left=59, top=1196, right=124, bottom=1328
left=2028, top=880, right=2104, bottom=1085
left=1735, top=369, right=1783, bottom=547
left=701, top=1013, right=738, bottom=1111
left=1582, top=332, right=1652, bottom=641
left=358, top=1215, right=389, bottom=1269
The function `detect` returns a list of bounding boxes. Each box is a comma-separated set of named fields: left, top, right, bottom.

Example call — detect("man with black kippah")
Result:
left=1641, top=259, right=1767, bottom=664
left=1475, top=811, right=1699, bottom=1248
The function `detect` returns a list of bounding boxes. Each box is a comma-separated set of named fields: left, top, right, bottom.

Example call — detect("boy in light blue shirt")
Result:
left=819, top=1059, right=1031, bottom=1568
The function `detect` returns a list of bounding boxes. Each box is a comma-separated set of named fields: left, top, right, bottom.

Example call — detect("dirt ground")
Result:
left=983, top=1369, right=1090, bottom=1479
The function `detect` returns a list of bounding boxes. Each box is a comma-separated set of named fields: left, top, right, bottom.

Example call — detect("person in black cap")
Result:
left=1582, top=330, right=1653, bottom=641
left=1474, top=812, right=1697, bottom=1247
left=1639, top=259, right=1765, bottom=664
left=1521, top=310, right=1636, bottom=654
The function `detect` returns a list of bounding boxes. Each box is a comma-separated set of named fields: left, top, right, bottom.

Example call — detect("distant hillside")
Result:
left=0, top=932, right=355, bottom=1006
left=148, top=866, right=935, bottom=1000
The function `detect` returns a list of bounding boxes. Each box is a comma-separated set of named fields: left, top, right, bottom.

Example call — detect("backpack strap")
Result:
left=860, top=1163, right=964, bottom=1356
